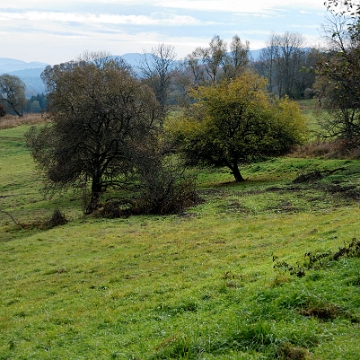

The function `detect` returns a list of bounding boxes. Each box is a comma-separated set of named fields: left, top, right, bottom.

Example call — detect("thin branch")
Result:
left=1, top=210, right=25, bottom=229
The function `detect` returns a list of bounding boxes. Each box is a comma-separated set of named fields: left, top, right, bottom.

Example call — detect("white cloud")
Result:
left=0, top=0, right=328, bottom=63
left=0, top=11, right=207, bottom=27
left=156, top=0, right=325, bottom=13
left=2, top=0, right=326, bottom=12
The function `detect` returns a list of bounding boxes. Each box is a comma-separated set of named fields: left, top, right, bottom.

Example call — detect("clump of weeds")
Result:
left=273, top=238, right=360, bottom=277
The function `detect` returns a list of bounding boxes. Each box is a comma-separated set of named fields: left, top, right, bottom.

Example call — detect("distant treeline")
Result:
left=24, top=94, right=47, bottom=114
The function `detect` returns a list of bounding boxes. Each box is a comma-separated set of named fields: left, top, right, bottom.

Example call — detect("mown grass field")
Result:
left=0, top=119, right=360, bottom=359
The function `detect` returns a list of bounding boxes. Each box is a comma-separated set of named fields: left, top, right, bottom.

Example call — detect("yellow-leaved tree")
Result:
left=168, top=71, right=306, bottom=182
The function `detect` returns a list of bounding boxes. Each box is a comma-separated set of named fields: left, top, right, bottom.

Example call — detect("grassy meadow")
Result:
left=0, top=112, right=360, bottom=359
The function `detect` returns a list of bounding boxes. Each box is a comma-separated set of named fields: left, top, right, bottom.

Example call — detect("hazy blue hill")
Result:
left=8, top=68, right=46, bottom=97
left=118, top=53, right=155, bottom=74
left=0, top=56, right=147, bottom=97
left=0, top=58, right=49, bottom=97
left=249, top=49, right=262, bottom=61
left=120, top=53, right=148, bottom=65
left=0, top=58, right=48, bottom=74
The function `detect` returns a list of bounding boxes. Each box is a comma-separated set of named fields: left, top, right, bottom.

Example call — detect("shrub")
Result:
left=98, top=163, right=200, bottom=217
left=137, top=165, right=199, bottom=215
left=47, top=209, right=68, bottom=228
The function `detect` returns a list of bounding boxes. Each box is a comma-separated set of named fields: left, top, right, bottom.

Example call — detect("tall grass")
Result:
left=0, top=114, right=45, bottom=130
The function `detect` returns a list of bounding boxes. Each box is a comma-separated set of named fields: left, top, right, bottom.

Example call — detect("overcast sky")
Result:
left=1, top=0, right=329, bottom=64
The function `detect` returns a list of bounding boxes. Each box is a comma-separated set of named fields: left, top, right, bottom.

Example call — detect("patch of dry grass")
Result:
left=0, top=114, right=46, bottom=130
left=291, top=138, right=360, bottom=160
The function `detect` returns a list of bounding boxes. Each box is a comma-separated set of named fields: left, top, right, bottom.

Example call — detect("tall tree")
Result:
left=277, top=32, right=305, bottom=97
left=26, top=56, right=161, bottom=213
left=139, top=44, right=177, bottom=119
left=183, top=35, right=249, bottom=86
left=200, top=35, right=228, bottom=83
left=256, top=32, right=312, bottom=98
left=315, top=4, right=360, bottom=139
left=325, top=0, right=360, bottom=17
left=257, top=33, right=279, bottom=94
left=183, top=50, right=206, bottom=87
left=169, top=72, right=306, bottom=182
left=223, top=35, right=250, bottom=80
left=0, top=74, right=26, bottom=116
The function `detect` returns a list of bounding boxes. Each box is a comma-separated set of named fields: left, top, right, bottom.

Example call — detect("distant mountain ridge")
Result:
left=0, top=56, right=149, bottom=97
left=0, top=58, right=50, bottom=97
left=8, top=68, right=46, bottom=97
left=0, top=51, right=264, bottom=97
left=0, top=58, right=49, bottom=74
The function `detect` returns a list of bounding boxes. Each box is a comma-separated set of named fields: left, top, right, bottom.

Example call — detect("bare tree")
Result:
left=183, top=50, right=206, bottom=86
left=183, top=35, right=250, bottom=88
left=275, top=32, right=306, bottom=98
left=256, top=32, right=310, bottom=98
left=314, top=7, right=360, bottom=140
left=223, top=35, right=250, bottom=80
left=200, top=35, right=228, bottom=83
left=257, top=33, right=279, bottom=94
left=78, top=51, right=134, bottom=73
left=139, top=44, right=178, bottom=119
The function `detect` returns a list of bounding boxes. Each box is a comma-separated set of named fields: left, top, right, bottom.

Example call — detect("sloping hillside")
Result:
left=0, top=124, right=359, bottom=359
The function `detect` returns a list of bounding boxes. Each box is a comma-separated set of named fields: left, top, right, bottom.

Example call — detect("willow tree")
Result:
left=169, top=71, right=306, bottom=182
left=0, top=74, right=26, bottom=116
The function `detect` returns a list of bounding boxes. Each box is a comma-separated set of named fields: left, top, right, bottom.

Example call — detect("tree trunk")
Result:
left=231, top=163, right=245, bottom=182
left=86, top=191, right=100, bottom=214
left=14, top=109, right=23, bottom=117
left=85, top=173, right=102, bottom=214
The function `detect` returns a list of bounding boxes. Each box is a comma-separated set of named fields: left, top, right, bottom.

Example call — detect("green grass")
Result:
left=296, top=99, right=322, bottom=141
left=1, top=125, right=360, bottom=359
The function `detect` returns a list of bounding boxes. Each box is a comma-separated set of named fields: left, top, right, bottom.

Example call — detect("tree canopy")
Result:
left=168, top=71, right=306, bottom=182
left=184, top=35, right=249, bottom=86
left=0, top=74, right=26, bottom=117
left=325, top=0, right=360, bottom=17
left=26, top=56, right=161, bottom=213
